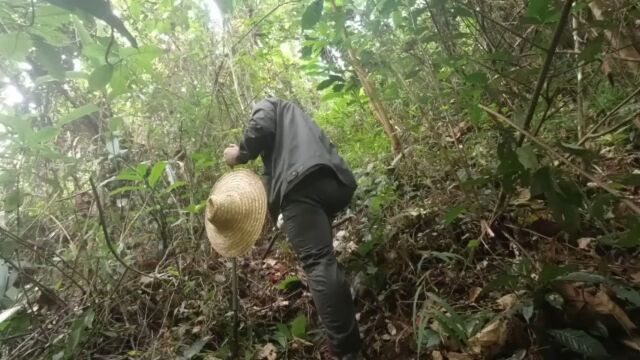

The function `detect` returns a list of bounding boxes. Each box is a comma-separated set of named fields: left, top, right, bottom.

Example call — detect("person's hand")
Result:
left=223, top=144, right=240, bottom=167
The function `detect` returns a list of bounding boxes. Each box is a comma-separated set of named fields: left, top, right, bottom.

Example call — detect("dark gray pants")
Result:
left=281, top=167, right=361, bottom=356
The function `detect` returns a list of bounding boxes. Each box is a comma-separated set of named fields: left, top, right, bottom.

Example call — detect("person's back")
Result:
left=228, top=98, right=356, bottom=217
left=223, top=98, right=363, bottom=359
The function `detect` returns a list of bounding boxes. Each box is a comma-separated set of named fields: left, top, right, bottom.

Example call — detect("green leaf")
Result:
left=548, top=329, right=609, bottom=358
left=441, top=205, right=466, bottom=225
left=557, top=272, right=607, bottom=284
left=277, top=275, right=301, bottom=291
left=73, top=16, right=95, bottom=47
left=380, top=0, right=397, bottom=16
left=109, top=66, right=129, bottom=99
left=58, top=104, right=99, bottom=125
left=34, top=41, right=66, bottom=80
left=290, top=314, right=307, bottom=339
left=0, top=33, right=33, bottom=61
left=88, top=64, right=114, bottom=91
left=27, top=127, right=59, bottom=144
left=184, top=200, right=206, bottom=214
left=464, top=72, right=488, bottom=86
left=135, top=163, right=149, bottom=177
left=616, top=173, right=640, bottom=187
left=147, top=161, right=166, bottom=188
left=610, top=284, right=640, bottom=307
left=164, top=181, right=187, bottom=193
left=116, top=168, right=145, bottom=181
left=482, top=274, right=520, bottom=293
left=579, top=36, right=604, bottom=62
left=110, top=185, right=144, bottom=196
left=316, top=75, right=343, bottom=91
left=426, top=293, right=467, bottom=343
left=64, top=309, right=95, bottom=358
left=538, top=264, right=573, bottom=286
left=301, top=0, right=323, bottom=30
left=526, top=0, right=556, bottom=23
left=516, top=145, right=539, bottom=170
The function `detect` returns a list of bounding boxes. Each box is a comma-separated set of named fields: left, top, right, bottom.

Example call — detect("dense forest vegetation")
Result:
left=1, top=0, right=640, bottom=359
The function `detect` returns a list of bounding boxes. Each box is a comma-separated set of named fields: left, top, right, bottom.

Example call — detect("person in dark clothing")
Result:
left=223, top=98, right=362, bottom=359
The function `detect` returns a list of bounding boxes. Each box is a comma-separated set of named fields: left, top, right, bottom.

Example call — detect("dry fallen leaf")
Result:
left=213, top=274, right=226, bottom=283
left=468, top=287, right=482, bottom=303
left=480, top=220, right=495, bottom=238
left=623, top=337, right=640, bottom=352
left=497, top=293, right=518, bottom=311
left=468, top=319, right=508, bottom=355
left=577, top=237, right=594, bottom=249
left=556, top=283, right=636, bottom=334
left=258, top=343, right=277, bottom=360
left=431, top=350, right=444, bottom=360
left=386, top=321, right=397, bottom=336
left=630, top=272, right=640, bottom=285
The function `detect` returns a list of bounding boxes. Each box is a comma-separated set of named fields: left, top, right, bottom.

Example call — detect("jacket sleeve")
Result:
left=236, top=100, right=276, bottom=164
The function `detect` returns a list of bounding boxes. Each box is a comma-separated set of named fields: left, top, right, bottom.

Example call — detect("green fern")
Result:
left=548, top=328, right=609, bottom=358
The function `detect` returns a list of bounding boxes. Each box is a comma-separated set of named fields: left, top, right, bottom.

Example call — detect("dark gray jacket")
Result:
left=236, top=98, right=356, bottom=217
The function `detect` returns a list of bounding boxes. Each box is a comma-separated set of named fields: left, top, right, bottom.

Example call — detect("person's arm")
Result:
left=224, top=100, right=276, bottom=166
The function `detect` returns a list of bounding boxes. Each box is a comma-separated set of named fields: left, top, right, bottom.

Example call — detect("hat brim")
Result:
left=205, top=169, right=267, bottom=257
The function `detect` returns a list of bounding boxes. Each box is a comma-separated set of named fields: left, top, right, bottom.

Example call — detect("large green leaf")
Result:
left=525, top=0, right=558, bottom=24
left=64, top=309, right=95, bottom=358
left=441, top=205, right=466, bottom=225
left=290, top=314, right=307, bottom=339
left=88, top=64, right=114, bottom=91
left=548, top=329, right=609, bottom=358
left=109, top=66, right=129, bottom=99
left=516, top=145, right=539, bottom=170
left=147, top=161, right=166, bottom=188
left=58, top=104, right=99, bottom=125
left=301, top=0, right=323, bottom=30
left=316, top=75, right=344, bottom=91
left=26, top=127, right=60, bottom=145
left=110, top=185, right=145, bottom=196
left=0, top=33, right=33, bottom=61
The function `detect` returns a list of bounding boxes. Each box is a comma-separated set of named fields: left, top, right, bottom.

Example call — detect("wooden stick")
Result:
left=479, top=104, right=640, bottom=216
left=231, top=257, right=239, bottom=359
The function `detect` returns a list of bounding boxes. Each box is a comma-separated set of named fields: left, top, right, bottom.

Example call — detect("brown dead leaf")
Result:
left=630, top=272, right=640, bottom=285
left=577, top=237, right=594, bottom=249
left=511, top=188, right=531, bottom=205
left=468, top=287, right=482, bottom=303
left=386, top=321, right=397, bottom=336
left=431, top=350, right=444, bottom=360
left=556, top=283, right=636, bottom=334
left=623, top=337, right=640, bottom=352
left=258, top=343, right=277, bottom=360
left=497, top=294, right=518, bottom=311
left=480, top=220, right=495, bottom=238
left=468, top=319, right=508, bottom=356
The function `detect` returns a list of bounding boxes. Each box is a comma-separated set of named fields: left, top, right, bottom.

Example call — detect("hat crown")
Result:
left=204, top=169, right=267, bottom=257
left=207, top=193, right=240, bottom=229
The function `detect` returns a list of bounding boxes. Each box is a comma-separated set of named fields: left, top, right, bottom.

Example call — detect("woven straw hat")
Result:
left=205, top=169, right=267, bottom=257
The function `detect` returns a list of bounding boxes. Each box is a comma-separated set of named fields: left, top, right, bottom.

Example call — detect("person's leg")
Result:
left=282, top=185, right=361, bottom=356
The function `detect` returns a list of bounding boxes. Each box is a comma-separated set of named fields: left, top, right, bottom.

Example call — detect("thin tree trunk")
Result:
left=330, top=1, right=402, bottom=154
